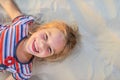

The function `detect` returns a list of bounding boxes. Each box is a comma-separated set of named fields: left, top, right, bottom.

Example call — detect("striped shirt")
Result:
left=0, top=15, right=34, bottom=80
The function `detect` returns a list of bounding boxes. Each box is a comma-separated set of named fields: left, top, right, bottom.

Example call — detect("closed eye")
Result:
left=44, top=33, right=48, bottom=41
left=48, top=47, right=53, bottom=54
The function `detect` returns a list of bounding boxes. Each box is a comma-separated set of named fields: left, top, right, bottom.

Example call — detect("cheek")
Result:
left=27, top=38, right=32, bottom=47
left=25, top=41, right=31, bottom=53
left=25, top=37, right=34, bottom=52
left=38, top=51, right=50, bottom=58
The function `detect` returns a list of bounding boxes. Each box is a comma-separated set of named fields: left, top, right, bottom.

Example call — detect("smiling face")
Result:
left=24, top=27, right=66, bottom=58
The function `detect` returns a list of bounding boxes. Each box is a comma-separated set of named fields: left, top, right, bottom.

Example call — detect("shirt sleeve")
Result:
left=11, top=15, right=34, bottom=39
left=12, top=72, right=32, bottom=80
left=12, top=15, right=34, bottom=26
left=12, top=63, right=33, bottom=80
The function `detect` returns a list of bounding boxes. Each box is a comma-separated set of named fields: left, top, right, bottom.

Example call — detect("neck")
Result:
left=16, top=39, right=33, bottom=63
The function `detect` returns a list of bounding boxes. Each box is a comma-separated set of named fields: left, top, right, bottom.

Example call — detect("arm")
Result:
left=0, top=0, right=22, bottom=20
left=5, top=74, right=15, bottom=80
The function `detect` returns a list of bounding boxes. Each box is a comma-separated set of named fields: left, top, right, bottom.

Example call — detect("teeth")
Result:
left=34, top=40, right=39, bottom=53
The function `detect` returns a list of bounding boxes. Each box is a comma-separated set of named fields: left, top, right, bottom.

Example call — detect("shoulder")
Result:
left=12, top=15, right=34, bottom=25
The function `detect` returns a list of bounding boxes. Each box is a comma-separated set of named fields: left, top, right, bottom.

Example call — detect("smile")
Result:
left=32, top=40, right=39, bottom=53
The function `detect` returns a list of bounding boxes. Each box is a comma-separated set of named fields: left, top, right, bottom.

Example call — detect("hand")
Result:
left=5, top=74, right=15, bottom=80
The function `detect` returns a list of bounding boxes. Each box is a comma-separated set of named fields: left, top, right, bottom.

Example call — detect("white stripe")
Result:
left=20, top=72, right=31, bottom=79
left=6, top=28, right=11, bottom=57
left=11, top=27, right=15, bottom=57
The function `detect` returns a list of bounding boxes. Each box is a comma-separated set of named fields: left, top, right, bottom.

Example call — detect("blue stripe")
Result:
left=17, top=73, right=29, bottom=80
left=13, top=27, right=16, bottom=55
left=20, top=64, right=23, bottom=73
left=20, top=24, right=23, bottom=38
left=4, top=30, right=9, bottom=58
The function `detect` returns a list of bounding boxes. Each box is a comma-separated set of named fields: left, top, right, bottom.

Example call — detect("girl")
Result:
left=0, top=0, right=78, bottom=80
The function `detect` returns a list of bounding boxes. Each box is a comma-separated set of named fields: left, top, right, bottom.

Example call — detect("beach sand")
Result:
left=0, top=0, right=120, bottom=80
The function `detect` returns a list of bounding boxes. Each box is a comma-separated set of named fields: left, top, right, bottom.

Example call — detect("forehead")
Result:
left=39, top=22, right=67, bottom=33
left=49, top=28, right=66, bottom=54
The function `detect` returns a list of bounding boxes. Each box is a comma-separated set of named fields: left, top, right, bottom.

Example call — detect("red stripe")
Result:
left=12, top=17, right=19, bottom=23
left=29, top=63, right=32, bottom=72
left=0, top=31, right=5, bottom=64
left=15, top=61, right=20, bottom=73
left=16, top=25, right=20, bottom=42
left=16, top=73, right=21, bottom=80
left=25, top=65, right=29, bottom=74
left=12, top=15, right=23, bottom=23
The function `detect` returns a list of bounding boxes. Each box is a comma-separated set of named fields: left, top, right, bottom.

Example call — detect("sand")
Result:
left=0, top=0, right=120, bottom=80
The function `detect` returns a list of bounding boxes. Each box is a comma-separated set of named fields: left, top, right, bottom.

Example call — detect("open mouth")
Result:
left=32, top=40, right=39, bottom=53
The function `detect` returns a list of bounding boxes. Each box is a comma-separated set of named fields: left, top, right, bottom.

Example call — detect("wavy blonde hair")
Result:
left=28, top=20, right=79, bottom=62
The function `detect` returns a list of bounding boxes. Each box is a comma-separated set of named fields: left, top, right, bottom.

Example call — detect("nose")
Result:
left=39, top=40, right=48, bottom=50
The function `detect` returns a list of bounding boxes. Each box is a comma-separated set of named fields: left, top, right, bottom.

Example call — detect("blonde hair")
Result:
left=28, top=20, right=79, bottom=62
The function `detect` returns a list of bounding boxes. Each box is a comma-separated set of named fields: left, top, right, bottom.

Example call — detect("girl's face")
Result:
left=24, top=27, right=66, bottom=58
